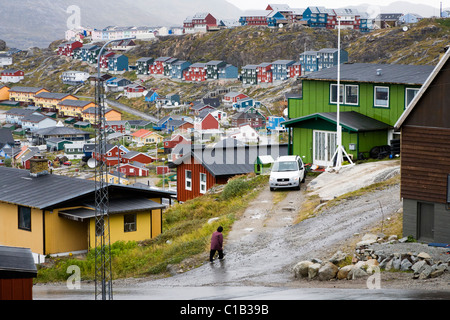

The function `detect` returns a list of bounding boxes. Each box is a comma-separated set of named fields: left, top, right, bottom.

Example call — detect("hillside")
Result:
left=4, top=19, right=449, bottom=118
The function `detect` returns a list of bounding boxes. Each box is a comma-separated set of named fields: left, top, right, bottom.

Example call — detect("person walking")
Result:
left=210, top=226, right=224, bottom=262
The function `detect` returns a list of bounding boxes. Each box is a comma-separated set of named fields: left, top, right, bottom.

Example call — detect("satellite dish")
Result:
left=87, top=157, right=97, bottom=168
left=403, top=26, right=408, bottom=32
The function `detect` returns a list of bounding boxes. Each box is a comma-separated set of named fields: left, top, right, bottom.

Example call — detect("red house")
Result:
left=121, top=151, right=155, bottom=164
left=0, top=246, right=37, bottom=300
left=257, top=63, right=273, bottom=83
left=164, top=134, right=190, bottom=153
left=192, top=12, right=218, bottom=30
left=58, top=41, right=83, bottom=57
left=92, top=144, right=128, bottom=166
left=194, top=112, right=220, bottom=131
left=117, top=162, right=149, bottom=177
left=99, top=52, right=115, bottom=69
left=288, top=62, right=302, bottom=78
left=149, top=57, right=172, bottom=75
left=223, top=92, right=249, bottom=104
left=184, top=63, right=207, bottom=82
left=106, top=120, right=129, bottom=134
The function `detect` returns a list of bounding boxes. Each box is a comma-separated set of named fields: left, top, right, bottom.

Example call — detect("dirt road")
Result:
left=139, top=162, right=404, bottom=289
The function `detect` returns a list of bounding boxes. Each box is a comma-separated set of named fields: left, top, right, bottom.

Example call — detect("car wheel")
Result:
left=301, top=174, right=306, bottom=183
left=270, top=187, right=275, bottom=191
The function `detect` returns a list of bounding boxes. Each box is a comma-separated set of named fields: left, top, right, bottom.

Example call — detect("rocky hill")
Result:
left=132, top=18, right=450, bottom=68
left=3, top=19, right=449, bottom=118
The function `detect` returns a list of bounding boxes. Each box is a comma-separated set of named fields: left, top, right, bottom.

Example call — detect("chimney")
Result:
left=29, top=155, right=49, bottom=177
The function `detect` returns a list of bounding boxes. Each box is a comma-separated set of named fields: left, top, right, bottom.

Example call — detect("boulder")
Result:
left=418, top=264, right=433, bottom=279
left=329, top=251, right=347, bottom=265
left=293, top=261, right=313, bottom=278
left=337, top=265, right=354, bottom=280
left=417, top=252, right=432, bottom=260
left=430, top=264, right=447, bottom=278
left=400, top=259, right=413, bottom=271
left=318, top=262, right=339, bottom=281
left=348, top=267, right=368, bottom=280
left=308, top=263, right=321, bottom=279
left=411, top=260, right=427, bottom=274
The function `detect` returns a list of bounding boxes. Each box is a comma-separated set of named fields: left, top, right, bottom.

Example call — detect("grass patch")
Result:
left=36, top=174, right=268, bottom=283
left=294, top=194, right=322, bottom=224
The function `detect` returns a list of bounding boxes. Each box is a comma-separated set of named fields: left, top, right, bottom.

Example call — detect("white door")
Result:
left=313, top=130, right=337, bottom=166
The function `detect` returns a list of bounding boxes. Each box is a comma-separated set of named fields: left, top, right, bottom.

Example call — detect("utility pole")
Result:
left=94, top=37, right=135, bottom=300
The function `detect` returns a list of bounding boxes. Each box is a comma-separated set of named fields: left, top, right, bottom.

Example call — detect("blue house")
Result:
left=302, top=7, right=329, bottom=28
left=108, top=54, right=129, bottom=73
left=299, top=48, right=348, bottom=73
left=171, top=60, right=191, bottom=80
left=267, top=11, right=288, bottom=27
left=218, top=64, right=238, bottom=80
left=232, top=97, right=259, bottom=111
left=145, top=90, right=160, bottom=103
left=153, top=116, right=173, bottom=131
left=271, top=60, right=295, bottom=81
left=266, top=116, right=286, bottom=131
left=359, top=12, right=373, bottom=33
left=398, top=13, right=422, bottom=24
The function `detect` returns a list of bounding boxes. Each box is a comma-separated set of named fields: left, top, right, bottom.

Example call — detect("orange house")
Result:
left=58, top=100, right=96, bottom=119
left=0, top=85, right=11, bottom=101
left=34, top=92, right=78, bottom=113
left=82, top=106, right=122, bottom=124
left=8, top=87, right=49, bottom=103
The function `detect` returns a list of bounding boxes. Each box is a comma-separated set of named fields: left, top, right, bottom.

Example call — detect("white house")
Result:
left=64, top=141, right=86, bottom=160
left=61, top=71, right=90, bottom=85
left=21, top=114, right=57, bottom=132
left=1, top=69, right=24, bottom=83
left=0, top=54, right=13, bottom=67
left=226, top=124, right=262, bottom=144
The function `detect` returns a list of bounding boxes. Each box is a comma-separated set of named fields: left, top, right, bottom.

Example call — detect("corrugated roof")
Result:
left=302, top=63, right=434, bottom=85
left=174, top=144, right=288, bottom=177
left=0, top=246, right=37, bottom=278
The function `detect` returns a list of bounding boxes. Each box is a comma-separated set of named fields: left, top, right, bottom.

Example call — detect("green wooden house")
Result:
left=283, top=63, right=434, bottom=166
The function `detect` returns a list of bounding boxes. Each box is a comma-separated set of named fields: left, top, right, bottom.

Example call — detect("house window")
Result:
left=124, top=213, right=137, bottom=232
left=405, top=88, right=420, bottom=109
left=185, top=170, right=192, bottom=191
left=18, top=206, right=31, bottom=231
left=374, top=86, right=389, bottom=107
left=330, top=84, right=359, bottom=105
left=330, top=84, right=344, bottom=104
left=200, top=173, right=207, bottom=194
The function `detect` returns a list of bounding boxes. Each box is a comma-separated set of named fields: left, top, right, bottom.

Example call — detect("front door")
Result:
left=313, top=130, right=337, bottom=166
left=418, top=202, right=434, bottom=242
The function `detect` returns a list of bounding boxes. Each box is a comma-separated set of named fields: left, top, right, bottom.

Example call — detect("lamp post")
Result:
left=330, top=17, right=353, bottom=171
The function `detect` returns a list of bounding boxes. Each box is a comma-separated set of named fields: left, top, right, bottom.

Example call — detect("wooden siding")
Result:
left=176, top=157, right=217, bottom=202
left=401, top=125, right=450, bottom=204
left=0, top=278, right=33, bottom=300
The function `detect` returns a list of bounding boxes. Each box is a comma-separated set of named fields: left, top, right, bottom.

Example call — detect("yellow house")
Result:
left=132, top=129, right=164, bottom=145
left=58, top=99, right=96, bottom=119
left=0, top=85, right=11, bottom=101
left=0, top=160, right=175, bottom=261
left=82, top=107, right=122, bottom=124
left=9, top=86, right=49, bottom=103
left=34, top=92, right=78, bottom=113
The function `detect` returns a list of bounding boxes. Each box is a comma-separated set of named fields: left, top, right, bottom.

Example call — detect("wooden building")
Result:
left=0, top=246, right=37, bottom=300
left=394, top=48, right=450, bottom=243
left=174, top=144, right=288, bottom=202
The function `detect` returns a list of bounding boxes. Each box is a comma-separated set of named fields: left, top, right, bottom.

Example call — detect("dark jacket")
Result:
left=210, top=231, right=223, bottom=250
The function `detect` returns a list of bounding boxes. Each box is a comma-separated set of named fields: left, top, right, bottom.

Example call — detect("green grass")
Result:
left=36, top=174, right=268, bottom=283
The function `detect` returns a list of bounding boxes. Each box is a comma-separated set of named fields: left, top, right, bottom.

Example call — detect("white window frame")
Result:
left=185, top=170, right=192, bottom=191
left=199, top=173, right=207, bottom=194
left=330, top=84, right=359, bottom=105
left=405, top=88, right=420, bottom=109
left=374, top=86, right=390, bottom=108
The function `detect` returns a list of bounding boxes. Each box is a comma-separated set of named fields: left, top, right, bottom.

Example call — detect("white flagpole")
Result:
left=336, top=16, right=342, bottom=169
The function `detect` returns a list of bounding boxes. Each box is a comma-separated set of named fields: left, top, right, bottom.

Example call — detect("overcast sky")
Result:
left=226, top=0, right=443, bottom=11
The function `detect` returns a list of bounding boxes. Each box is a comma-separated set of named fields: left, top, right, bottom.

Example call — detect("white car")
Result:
left=269, top=155, right=306, bottom=191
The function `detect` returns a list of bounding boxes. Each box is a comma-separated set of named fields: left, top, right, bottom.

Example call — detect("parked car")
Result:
left=269, top=155, right=305, bottom=191
left=63, top=161, right=72, bottom=166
